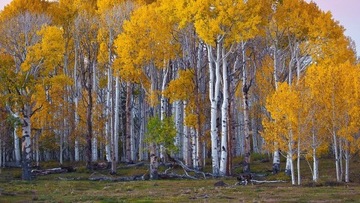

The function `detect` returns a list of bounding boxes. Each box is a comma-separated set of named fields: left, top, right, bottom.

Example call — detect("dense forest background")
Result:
left=0, top=0, right=359, bottom=185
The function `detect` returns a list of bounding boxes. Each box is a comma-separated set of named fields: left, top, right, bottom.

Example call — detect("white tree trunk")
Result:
left=272, top=45, right=281, bottom=173
left=332, top=131, right=340, bottom=182
left=138, top=92, right=146, bottom=161
left=22, top=104, right=32, bottom=180
left=14, top=128, right=21, bottom=163
left=313, top=150, right=319, bottom=182
left=182, top=101, right=191, bottom=166
left=74, top=47, right=80, bottom=162
left=174, top=101, right=183, bottom=158
left=160, top=67, right=169, bottom=162
left=207, top=43, right=220, bottom=176
left=131, top=107, right=136, bottom=161
left=285, top=154, right=291, bottom=175
left=92, top=136, right=98, bottom=162
left=273, top=145, right=281, bottom=173
left=114, top=76, right=120, bottom=162
left=220, top=47, right=229, bottom=176
left=339, top=139, right=343, bottom=181
left=288, top=130, right=295, bottom=185
left=105, top=67, right=112, bottom=162
left=60, top=128, right=64, bottom=165
left=125, top=82, right=132, bottom=162
left=241, top=42, right=251, bottom=174
left=344, top=142, right=350, bottom=183
left=191, top=127, right=197, bottom=169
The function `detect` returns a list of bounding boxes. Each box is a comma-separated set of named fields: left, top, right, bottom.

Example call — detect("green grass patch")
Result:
left=0, top=156, right=359, bottom=202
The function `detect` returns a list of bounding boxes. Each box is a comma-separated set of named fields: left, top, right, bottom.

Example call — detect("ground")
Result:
left=0, top=155, right=360, bottom=202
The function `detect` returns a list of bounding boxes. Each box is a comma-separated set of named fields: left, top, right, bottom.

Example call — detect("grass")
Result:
left=0, top=157, right=360, bottom=202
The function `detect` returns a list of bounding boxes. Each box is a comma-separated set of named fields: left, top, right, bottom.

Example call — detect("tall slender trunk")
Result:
left=14, top=127, right=21, bottom=163
left=183, top=101, right=191, bottom=166
left=272, top=45, right=281, bottom=173
left=288, top=128, right=295, bottom=185
left=191, top=128, right=198, bottom=169
left=339, top=139, right=343, bottom=181
left=130, top=107, right=136, bottom=161
left=174, top=101, right=183, bottom=159
left=344, top=140, right=350, bottom=183
left=242, top=42, right=251, bottom=174
left=207, top=43, right=220, bottom=176
left=160, top=67, right=169, bottom=162
left=111, top=76, right=120, bottom=172
left=195, top=42, right=204, bottom=169
left=220, top=47, right=229, bottom=176
left=86, top=61, right=94, bottom=169
left=333, top=132, right=340, bottom=181
left=311, top=127, right=319, bottom=182
left=125, top=82, right=132, bottom=162
left=139, top=92, right=146, bottom=161
left=297, top=135, right=301, bottom=185
left=74, top=47, right=80, bottom=162
left=60, top=127, right=64, bottom=165
left=227, top=103, right=233, bottom=176
left=105, top=67, right=112, bottom=162
left=22, top=104, right=32, bottom=180
left=35, top=130, right=40, bottom=167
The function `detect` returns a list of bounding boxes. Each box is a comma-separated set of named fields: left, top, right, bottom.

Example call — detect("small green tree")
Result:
left=146, top=116, right=177, bottom=179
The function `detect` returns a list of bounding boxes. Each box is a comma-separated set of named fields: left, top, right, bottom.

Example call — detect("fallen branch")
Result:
left=169, top=154, right=213, bottom=179
left=159, top=172, right=197, bottom=180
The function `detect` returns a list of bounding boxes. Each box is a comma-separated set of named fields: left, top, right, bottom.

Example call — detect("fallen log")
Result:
left=118, top=162, right=145, bottom=169
left=88, top=172, right=146, bottom=181
left=31, top=167, right=69, bottom=176
left=251, top=180, right=287, bottom=184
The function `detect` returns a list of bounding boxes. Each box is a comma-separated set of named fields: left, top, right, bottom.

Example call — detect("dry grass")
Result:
left=0, top=156, right=359, bottom=202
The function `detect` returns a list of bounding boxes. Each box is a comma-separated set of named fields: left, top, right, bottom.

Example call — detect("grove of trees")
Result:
left=0, top=0, right=358, bottom=185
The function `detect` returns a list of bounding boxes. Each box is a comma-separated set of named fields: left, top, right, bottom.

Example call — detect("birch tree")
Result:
left=97, top=0, right=134, bottom=172
left=184, top=0, right=262, bottom=176
left=115, top=1, right=179, bottom=179
left=0, top=10, right=52, bottom=180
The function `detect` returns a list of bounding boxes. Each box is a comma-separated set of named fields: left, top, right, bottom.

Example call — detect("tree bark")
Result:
left=105, top=66, right=112, bottom=162
left=220, top=47, right=229, bottom=176
left=111, top=76, right=120, bottom=173
left=344, top=141, right=350, bottom=183
left=242, top=42, right=251, bottom=174
left=21, top=104, right=32, bottom=180
left=272, top=44, right=281, bottom=174
left=0, top=138, right=2, bottom=168
left=182, top=101, right=191, bottom=166
left=174, top=100, right=183, bottom=159
left=149, top=143, right=158, bottom=180
left=207, top=43, right=220, bottom=176
left=14, top=127, right=21, bottom=164
left=125, top=82, right=132, bottom=162
left=86, top=59, right=94, bottom=169
left=74, top=42, right=80, bottom=162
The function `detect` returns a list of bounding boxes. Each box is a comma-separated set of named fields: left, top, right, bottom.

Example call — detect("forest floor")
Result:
left=1, top=155, right=360, bottom=202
